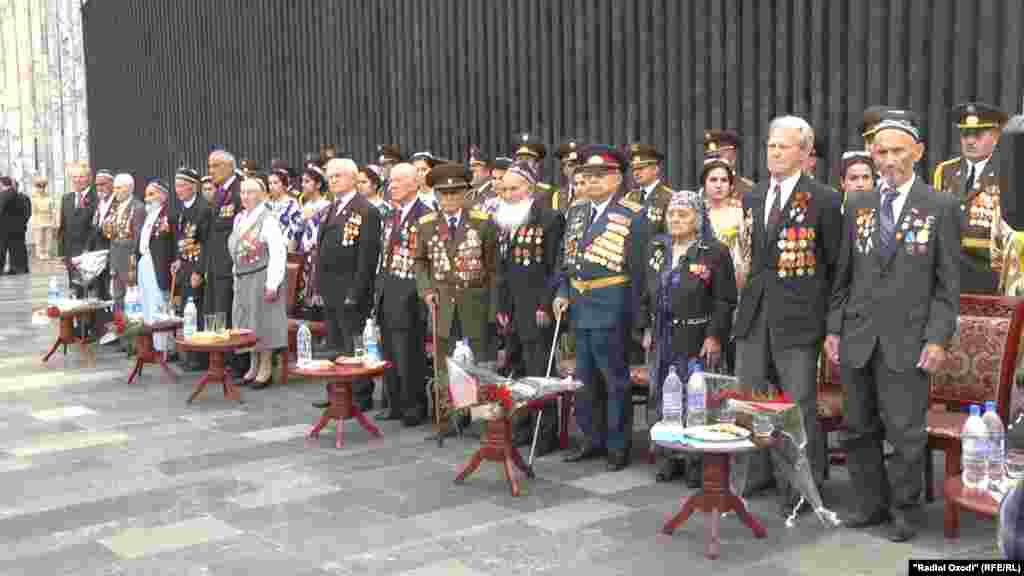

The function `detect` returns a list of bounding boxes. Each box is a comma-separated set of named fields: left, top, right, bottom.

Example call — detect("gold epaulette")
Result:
left=418, top=212, right=437, bottom=225
left=469, top=209, right=490, bottom=221
left=618, top=198, right=643, bottom=213
left=933, top=156, right=962, bottom=190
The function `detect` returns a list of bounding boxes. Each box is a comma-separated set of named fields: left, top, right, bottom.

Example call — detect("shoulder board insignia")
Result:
left=618, top=199, right=643, bottom=213
left=418, top=213, right=437, bottom=225
left=469, top=209, right=490, bottom=220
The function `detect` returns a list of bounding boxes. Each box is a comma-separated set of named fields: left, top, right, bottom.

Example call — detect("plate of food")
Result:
left=683, top=423, right=751, bottom=442
left=300, top=359, right=336, bottom=371
left=228, top=328, right=254, bottom=336
left=334, top=355, right=365, bottom=366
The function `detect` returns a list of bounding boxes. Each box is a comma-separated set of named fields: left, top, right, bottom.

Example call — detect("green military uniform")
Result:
left=933, top=102, right=1013, bottom=294
left=415, top=164, right=499, bottom=433
left=704, top=130, right=753, bottom=199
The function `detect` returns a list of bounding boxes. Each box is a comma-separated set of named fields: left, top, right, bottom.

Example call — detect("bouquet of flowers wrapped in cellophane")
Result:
left=716, top=386, right=840, bottom=527
left=447, top=358, right=583, bottom=421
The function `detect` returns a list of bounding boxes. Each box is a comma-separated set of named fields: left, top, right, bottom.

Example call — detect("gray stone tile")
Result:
left=156, top=440, right=315, bottom=476
left=522, top=498, right=633, bottom=533
left=0, top=541, right=118, bottom=576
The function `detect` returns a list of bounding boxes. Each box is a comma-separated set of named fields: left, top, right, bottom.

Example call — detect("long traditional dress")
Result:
left=229, top=202, right=288, bottom=351
left=644, top=234, right=737, bottom=420
left=300, top=198, right=331, bottom=310
left=137, top=203, right=174, bottom=351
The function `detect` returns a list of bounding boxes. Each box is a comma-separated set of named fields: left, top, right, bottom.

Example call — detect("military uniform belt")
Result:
left=571, top=275, right=629, bottom=293
left=671, top=316, right=709, bottom=327
left=234, top=265, right=268, bottom=278
left=962, top=237, right=991, bottom=249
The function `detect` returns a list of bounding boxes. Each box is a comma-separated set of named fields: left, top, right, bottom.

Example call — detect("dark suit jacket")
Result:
left=376, top=199, right=430, bottom=331
left=827, top=177, right=960, bottom=372
left=203, top=176, right=242, bottom=280
left=316, top=193, right=382, bottom=315
left=497, top=200, right=565, bottom=342
left=57, top=187, right=98, bottom=261
left=88, top=194, right=118, bottom=251
left=172, top=194, right=212, bottom=290
left=733, top=174, right=843, bottom=349
left=136, top=207, right=176, bottom=292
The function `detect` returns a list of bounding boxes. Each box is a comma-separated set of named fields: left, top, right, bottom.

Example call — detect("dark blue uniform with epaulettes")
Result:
left=557, top=198, right=645, bottom=452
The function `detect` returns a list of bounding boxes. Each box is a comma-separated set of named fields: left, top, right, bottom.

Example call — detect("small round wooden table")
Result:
left=128, top=319, right=183, bottom=384
left=453, top=402, right=537, bottom=498
left=174, top=333, right=258, bottom=404
left=42, top=303, right=109, bottom=363
left=655, top=436, right=774, bottom=560
left=289, top=361, right=390, bottom=449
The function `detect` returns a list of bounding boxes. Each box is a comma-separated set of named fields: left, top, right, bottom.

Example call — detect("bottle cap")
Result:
left=970, top=404, right=982, bottom=417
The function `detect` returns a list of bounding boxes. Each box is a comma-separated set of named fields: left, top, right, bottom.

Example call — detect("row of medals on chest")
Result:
left=580, top=221, right=629, bottom=273
left=508, top=225, right=544, bottom=266
left=429, top=228, right=483, bottom=281
left=386, top=221, right=416, bottom=279
left=777, top=226, right=816, bottom=278
left=964, top=185, right=998, bottom=230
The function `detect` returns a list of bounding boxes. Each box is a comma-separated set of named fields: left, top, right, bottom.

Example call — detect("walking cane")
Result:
left=526, top=308, right=564, bottom=469
left=429, top=298, right=446, bottom=447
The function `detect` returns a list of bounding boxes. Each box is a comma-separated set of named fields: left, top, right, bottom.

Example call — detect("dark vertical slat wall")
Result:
left=83, top=0, right=1024, bottom=190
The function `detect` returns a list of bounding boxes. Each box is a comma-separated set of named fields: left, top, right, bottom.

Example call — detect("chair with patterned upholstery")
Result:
left=817, top=354, right=845, bottom=480
left=925, top=295, right=1024, bottom=502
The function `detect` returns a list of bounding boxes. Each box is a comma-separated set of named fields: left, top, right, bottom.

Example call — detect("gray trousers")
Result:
left=842, top=341, right=928, bottom=514
left=735, top=306, right=825, bottom=496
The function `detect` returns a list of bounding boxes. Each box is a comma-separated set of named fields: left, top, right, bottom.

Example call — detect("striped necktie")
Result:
left=879, top=189, right=898, bottom=258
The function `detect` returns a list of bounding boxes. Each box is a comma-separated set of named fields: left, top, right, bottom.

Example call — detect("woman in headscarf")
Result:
left=229, top=175, right=288, bottom=388
left=641, top=190, right=738, bottom=485
left=701, top=157, right=749, bottom=291
left=105, top=174, right=145, bottom=312
left=266, top=166, right=304, bottom=252
left=134, top=179, right=176, bottom=354
left=299, top=163, right=330, bottom=318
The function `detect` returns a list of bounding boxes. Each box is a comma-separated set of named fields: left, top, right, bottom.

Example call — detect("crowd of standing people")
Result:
left=27, top=99, right=1022, bottom=544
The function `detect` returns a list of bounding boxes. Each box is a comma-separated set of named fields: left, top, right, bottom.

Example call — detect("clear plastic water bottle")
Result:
left=983, top=400, right=1006, bottom=491
left=47, top=276, right=59, bottom=305
left=962, top=404, right=989, bottom=489
left=685, top=369, right=707, bottom=428
left=1006, top=408, right=1024, bottom=479
left=661, top=366, right=684, bottom=425
left=183, top=298, right=197, bottom=338
left=297, top=321, right=312, bottom=368
left=124, top=286, right=139, bottom=319
left=363, top=318, right=380, bottom=361
left=452, top=338, right=475, bottom=366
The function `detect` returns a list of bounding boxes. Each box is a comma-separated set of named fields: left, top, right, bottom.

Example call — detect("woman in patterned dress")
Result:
left=701, top=158, right=749, bottom=291
left=266, top=167, right=304, bottom=252
left=299, top=164, right=331, bottom=319
left=229, top=176, right=288, bottom=388
left=641, top=190, right=737, bottom=485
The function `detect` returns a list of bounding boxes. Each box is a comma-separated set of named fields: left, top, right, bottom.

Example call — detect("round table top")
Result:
left=288, top=361, right=391, bottom=380
left=175, top=332, right=259, bottom=352
left=144, top=318, right=184, bottom=333
left=654, top=434, right=776, bottom=455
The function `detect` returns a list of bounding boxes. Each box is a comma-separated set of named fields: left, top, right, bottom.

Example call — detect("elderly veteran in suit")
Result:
left=553, top=145, right=647, bottom=471
left=733, top=115, right=843, bottom=510
left=104, top=174, right=145, bottom=312
left=825, top=113, right=959, bottom=542
left=58, top=161, right=98, bottom=299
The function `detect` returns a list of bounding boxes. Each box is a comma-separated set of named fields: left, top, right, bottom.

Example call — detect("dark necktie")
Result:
left=965, top=162, right=976, bottom=194
left=879, top=189, right=898, bottom=258
left=766, top=184, right=782, bottom=230
left=448, top=216, right=458, bottom=232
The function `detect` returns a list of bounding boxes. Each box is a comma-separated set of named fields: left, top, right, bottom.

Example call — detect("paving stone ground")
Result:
left=0, top=264, right=998, bottom=575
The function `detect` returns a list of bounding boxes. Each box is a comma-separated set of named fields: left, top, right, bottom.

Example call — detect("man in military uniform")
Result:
left=411, top=151, right=442, bottom=210
left=496, top=161, right=565, bottom=454
left=376, top=163, right=431, bottom=426
left=316, top=158, right=383, bottom=408
left=377, top=143, right=403, bottom=202
left=170, top=167, right=211, bottom=371
left=466, top=146, right=495, bottom=208
left=203, top=150, right=246, bottom=374
left=415, top=163, right=499, bottom=436
left=514, top=133, right=562, bottom=211
left=551, top=139, right=583, bottom=212
left=704, top=129, right=754, bottom=199
left=554, top=145, right=646, bottom=471
left=933, top=102, right=1012, bottom=294
left=625, top=143, right=674, bottom=236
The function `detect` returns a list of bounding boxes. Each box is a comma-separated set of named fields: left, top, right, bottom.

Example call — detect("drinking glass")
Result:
left=718, top=399, right=736, bottom=424
left=215, top=312, right=227, bottom=334
left=753, top=413, right=774, bottom=437
left=353, top=334, right=366, bottom=358
left=204, top=314, right=218, bottom=334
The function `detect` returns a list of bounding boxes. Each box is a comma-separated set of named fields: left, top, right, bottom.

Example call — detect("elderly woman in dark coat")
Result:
left=641, top=190, right=738, bottom=485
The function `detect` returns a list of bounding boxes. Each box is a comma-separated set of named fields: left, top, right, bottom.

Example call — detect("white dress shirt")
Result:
left=182, top=195, right=197, bottom=209
left=233, top=202, right=287, bottom=291
left=765, top=172, right=801, bottom=227
left=882, top=173, right=916, bottom=223
left=965, top=156, right=990, bottom=189
left=643, top=180, right=660, bottom=202
left=335, top=190, right=357, bottom=216
left=592, top=195, right=614, bottom=223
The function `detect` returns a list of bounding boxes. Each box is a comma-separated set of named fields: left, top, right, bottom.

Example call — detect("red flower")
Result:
left=46, top=306, right=60, bottom=318
left=496, top=386, right=514, bottom=411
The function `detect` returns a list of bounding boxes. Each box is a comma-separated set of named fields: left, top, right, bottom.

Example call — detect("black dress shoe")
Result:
left=844, top=509, right=891, bottom=529
left=886, top=510, right=917, bottom=542
left=562, top=442, right=606, bottom=463
left=376, top=411, right=401, bottom=421
left=606, top=449, right=629, bottom=471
